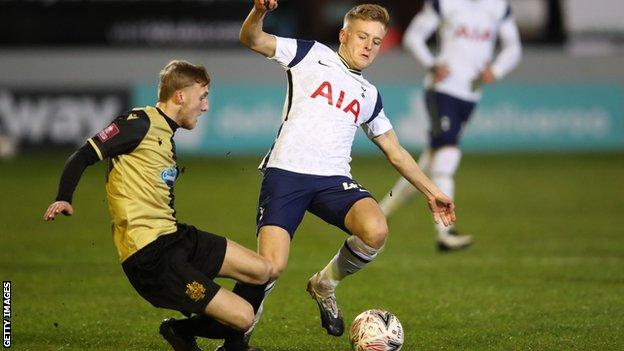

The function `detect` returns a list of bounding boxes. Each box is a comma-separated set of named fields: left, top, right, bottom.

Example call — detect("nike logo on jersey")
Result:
left=318, top=60, right=331, bottom=67
left=310, top=81, right=361, bottom=122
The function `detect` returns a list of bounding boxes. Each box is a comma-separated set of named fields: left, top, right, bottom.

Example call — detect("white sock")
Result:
left=379, top=149, right=432, bottom=216
left=319, top=235, right=381, bottom=289
left=430, top=147, right=461, bottom=237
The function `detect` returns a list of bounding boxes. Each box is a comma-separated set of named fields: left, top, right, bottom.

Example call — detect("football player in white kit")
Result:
left=217, top=1, right=457, bottom=350
left=379, top=0, right=522, bottom=251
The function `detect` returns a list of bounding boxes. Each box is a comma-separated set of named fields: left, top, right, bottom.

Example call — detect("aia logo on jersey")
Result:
left=454, top=25, right=492, bottom=42
left=96, top=123, right=120, bottom=142
left=160, top=167, right=178, bottom=188
left=310, top=81, right=361, bottom=122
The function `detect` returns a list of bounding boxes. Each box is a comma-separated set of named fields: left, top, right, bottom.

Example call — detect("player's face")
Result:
left=179, top=82, right=209, bottom=130
left=339, top=19, right=386, bottom=70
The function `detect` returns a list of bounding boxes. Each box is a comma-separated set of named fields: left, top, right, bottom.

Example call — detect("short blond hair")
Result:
left=344, top=4, right=390, bottom=30
left=158, top=60, right=210, bottom=102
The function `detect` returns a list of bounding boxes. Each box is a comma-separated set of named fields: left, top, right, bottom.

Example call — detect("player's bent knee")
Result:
left=240, top=307, right=256, bottom=332
left=245, top=258, right=272, bottom=285
left=371, top=218, right=389, bottom=247
left=359, top=220, right=388, bottom=249
left=255, top=258, right=273, bottom=284
left=268, top=260, right=286, bottom=281
left=369, top=227, right=388, bottom=249
left=231, top=301, right=255, bottom=332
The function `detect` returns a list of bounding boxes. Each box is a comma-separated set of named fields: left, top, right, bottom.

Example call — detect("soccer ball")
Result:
left=349, top=309, right=404, bottom=351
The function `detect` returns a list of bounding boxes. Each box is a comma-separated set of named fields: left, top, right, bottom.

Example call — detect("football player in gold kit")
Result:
left=44, top=60, right=271, bottom=351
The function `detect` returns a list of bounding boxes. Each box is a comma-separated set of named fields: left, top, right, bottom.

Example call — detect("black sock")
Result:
left=170, top=315, right=232, bottom=339
left=223, top=282, right=269, bottom=347
left=233, top=282, right=268, bottom=313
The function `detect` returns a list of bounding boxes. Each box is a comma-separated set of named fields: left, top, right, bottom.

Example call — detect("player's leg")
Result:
left=217, top=239, right=272, bottom=285
left=379, top=90, right=440, bottom=217
left=315, top=197, right=387, bottom=287
left=208, top=238, right=274, bottom=350
left=221, top=168, right=312, bottom=350
left=122, top=245, right=254, bottom=349
left=154, top=227, right=267, bottom=350
left=428, top=92, right=475, bottom=251
left=379, top=148, right=432, bottom=216
left=307, top=180, right=386, bottom=336
left=120, top=232, right=217, bottom=350
left=220, top=226, right=290, bottom=350
left=163, top=287, right=255, bottom=337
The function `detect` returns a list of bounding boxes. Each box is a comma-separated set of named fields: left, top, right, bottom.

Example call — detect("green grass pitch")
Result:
left=1, top=152, right=623, bottom=350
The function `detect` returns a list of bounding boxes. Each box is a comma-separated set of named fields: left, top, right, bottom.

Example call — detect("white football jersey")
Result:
left=260, top=36, right=393, bottom=177
left=404, top=0, right=522, bottom=101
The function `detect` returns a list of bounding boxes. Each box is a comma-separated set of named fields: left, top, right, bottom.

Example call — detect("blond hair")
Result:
left=343, top=4, right=390, bottom=30
left=158, top=60, right=210, bottom=102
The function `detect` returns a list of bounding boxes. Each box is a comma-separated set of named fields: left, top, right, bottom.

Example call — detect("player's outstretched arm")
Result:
left=43, top=143, right=99, bottom=221
left=373, top=129, right=456, bottom=226
left=240, top=0, right=277, bottom=57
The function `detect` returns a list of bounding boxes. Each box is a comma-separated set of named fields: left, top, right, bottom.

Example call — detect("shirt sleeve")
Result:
left=491, top=15, right=522, bottom=79
left=87, top=109, right=150, bottom=160
left=269, top=36, right=315, bottom=69
left=55, top=143, right=100, bottom=203
left=362, top=109, right=393, bottom=139
left=402, top=0, right=441, bottom=69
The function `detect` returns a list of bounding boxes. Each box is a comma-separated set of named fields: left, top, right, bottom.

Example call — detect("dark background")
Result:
left=0, top=0, right=565, bottom=47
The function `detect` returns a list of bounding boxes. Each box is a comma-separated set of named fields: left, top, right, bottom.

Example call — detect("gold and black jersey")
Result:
left=87, top=106, right=180, bottom=262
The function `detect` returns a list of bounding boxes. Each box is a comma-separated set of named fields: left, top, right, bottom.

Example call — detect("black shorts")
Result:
left=121, top=224, right=227, bottom=315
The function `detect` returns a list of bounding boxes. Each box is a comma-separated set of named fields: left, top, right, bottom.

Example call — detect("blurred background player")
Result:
left=219, top=1, right=456, bottom=350
left=379, top=0, right=522, bottom=251
left=43, top=60, right=272, bottom=351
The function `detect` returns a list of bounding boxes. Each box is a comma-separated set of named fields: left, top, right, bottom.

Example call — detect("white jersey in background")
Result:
left=403, top=0, right=522, bottom=101
left=260, top=36, right=393, bottom=178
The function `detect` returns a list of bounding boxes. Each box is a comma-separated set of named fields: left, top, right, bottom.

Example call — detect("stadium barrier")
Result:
left=133, top=83, right=624, bottom=155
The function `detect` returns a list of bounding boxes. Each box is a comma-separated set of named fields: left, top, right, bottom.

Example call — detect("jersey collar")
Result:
left=336, top=52, right=362, bottom=76
left=155, top=106, right=180, bottom=132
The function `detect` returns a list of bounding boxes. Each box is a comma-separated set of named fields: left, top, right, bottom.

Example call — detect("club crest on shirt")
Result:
left=185, top=281, right=206, bottom=302
left=160, top=167, right=178, bottom=188
left=96, top=123, right=120, bottom=143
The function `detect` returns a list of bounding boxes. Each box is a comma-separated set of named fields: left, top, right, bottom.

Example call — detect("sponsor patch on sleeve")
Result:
left=96, top=123, right=120, bottom=142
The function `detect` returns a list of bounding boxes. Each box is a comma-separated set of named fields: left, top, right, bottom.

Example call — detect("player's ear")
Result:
left=175, top=90, right=184, bottom=105
left=339, top=27, right=347, bottom=44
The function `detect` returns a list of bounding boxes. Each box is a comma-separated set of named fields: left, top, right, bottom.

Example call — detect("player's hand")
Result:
left=426, top=194, right=456, bottom=227
left=479, top=65, right=496, bottom=84
left=432, top=64, right=450, bottom=83
left=43, top=201, right=74, bottom=221
left=254, top=0, right=278, bottom=12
